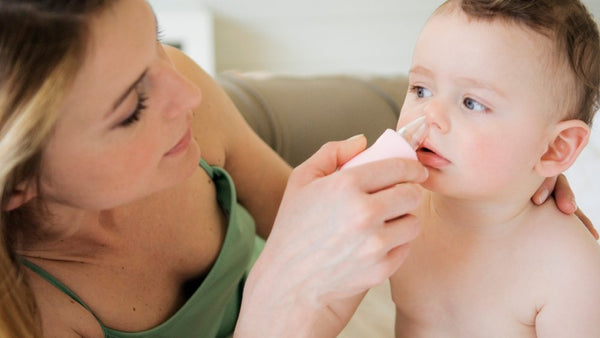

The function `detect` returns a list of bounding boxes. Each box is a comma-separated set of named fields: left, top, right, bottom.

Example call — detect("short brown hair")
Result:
left=440, top=0, right=600, bottom=125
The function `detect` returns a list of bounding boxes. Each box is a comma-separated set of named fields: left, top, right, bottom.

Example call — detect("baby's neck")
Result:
left=422, top=190, right=536, bottom=240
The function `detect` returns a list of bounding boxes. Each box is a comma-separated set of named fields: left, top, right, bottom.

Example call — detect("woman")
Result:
left=0, top=1, right=592, bottom=337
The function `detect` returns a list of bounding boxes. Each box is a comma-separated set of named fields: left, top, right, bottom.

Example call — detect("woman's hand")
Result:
left=236, top=135, right=428, bottom=337
left=533, top=174, right=598, bottom=239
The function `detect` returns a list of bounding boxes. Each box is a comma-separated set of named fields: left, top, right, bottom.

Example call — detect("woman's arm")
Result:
left=164, top=48, right=429, bottom=335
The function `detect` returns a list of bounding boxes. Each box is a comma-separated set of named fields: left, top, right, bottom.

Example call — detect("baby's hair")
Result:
left=440, top=0, right=600, bottom=125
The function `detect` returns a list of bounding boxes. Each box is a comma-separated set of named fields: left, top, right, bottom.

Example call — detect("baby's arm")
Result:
left=534, top=221, right=600, bottom=337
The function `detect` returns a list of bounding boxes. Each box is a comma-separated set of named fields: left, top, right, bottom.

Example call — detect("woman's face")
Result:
left=39, top=0, right=202, bottom=210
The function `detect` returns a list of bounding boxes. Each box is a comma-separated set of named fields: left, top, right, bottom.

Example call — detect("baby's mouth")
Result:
left=416, top=144, right=451, bottom=167
left=417, top=143, right=437, bottom=155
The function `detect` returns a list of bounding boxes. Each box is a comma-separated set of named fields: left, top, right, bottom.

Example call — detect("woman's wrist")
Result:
left=234, top=257, right=326, bottom=337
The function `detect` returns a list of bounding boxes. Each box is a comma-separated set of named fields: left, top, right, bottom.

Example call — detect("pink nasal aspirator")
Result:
left=340, top=116, right=429, bottom=170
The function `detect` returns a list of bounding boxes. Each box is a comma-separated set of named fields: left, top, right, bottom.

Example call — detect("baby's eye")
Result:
left=412, top=86, right=432, bottom=98
left=463, top=97, right=487, bottom=112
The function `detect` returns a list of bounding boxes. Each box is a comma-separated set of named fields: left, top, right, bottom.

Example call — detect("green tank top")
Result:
left=21, top=159, right=264, bottom=338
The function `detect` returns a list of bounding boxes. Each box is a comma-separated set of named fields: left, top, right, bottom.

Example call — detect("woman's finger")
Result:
left=292, top=135, right=367, bottom=184
left=532, top=176, right=557, bottom=205
left=553, top=174, right=577, bottom=214
left=362, top=183, right=423, bottom=223
left=575, top=208, right=599, bottom=240
left=340, top=158, right=429, bottom=193
left=551, top=174, right=596, bottom=238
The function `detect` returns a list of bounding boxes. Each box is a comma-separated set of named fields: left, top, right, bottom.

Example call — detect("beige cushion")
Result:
left=217, top=72, right=409, bottom=166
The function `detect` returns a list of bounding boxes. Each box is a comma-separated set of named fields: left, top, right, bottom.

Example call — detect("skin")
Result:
left=391, top=8, right=600, bottom=337
left=14, top=1, right=428, bottom=336
left=10, top=1, right=593, bottom=337
left=17, top=1, right=290, bottom=335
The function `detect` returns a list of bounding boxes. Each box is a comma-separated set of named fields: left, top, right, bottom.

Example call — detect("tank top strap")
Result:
left=19, top=257, right=100, bottom=320
left=199, top=159, right=235, bottom=215
left=198, top=158, right=215, bottom=178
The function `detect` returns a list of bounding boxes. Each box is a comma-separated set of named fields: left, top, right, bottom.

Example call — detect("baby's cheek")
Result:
left=463, top=139, right=514, bottom=176
left=397, top=115, right=416, bottom=130
left=466, top=138, right=531, bottom=182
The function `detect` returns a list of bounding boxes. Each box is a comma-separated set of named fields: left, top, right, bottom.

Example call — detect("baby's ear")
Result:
left=535, top=119, right=590, bottom=177
left=3, top=181, right=37, bottom=211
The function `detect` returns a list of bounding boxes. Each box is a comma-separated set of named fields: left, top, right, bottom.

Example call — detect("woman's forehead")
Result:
left=59, top=0, right=156, bottom=123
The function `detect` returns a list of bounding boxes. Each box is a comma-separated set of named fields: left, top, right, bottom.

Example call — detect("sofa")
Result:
left=217, top=71, right=409, bottom=167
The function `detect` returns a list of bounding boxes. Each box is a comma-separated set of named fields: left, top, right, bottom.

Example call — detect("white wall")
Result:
left=149, top=0, right=600, bottom=75
left=149, top=0, right=600, bottom=227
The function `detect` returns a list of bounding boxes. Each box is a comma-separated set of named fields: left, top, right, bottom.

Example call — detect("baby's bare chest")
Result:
left=390, top=237, right=540, bottom=337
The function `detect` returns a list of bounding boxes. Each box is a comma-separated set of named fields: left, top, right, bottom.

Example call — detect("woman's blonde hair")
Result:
left=0, top=1, right=114, bottom=336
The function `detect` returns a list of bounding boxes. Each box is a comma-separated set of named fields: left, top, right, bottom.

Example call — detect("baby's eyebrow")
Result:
left=409, top=65, right=434, bottom=78
left=456, top=76, right=508, bottom=99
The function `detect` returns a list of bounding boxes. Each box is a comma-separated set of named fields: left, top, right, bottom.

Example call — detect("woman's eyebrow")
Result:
left=110, top=69, right=148, bottom=112
left=108, top=4, right=158, bottom=117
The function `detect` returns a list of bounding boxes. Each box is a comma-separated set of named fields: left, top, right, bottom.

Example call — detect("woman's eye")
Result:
left=463, top=97, right=487, bottom=112
left=156, top=23, right=165, bottom=42
left=120, top=93, right=148, bottom=127
left=412, top=86, right=432, bottom=98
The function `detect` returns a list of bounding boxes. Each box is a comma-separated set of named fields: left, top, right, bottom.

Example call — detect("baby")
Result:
left=390, top=0, right=600, bottom=337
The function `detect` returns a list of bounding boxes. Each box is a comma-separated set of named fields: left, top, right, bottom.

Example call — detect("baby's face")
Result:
left=398, top=8, right=570, bottom=199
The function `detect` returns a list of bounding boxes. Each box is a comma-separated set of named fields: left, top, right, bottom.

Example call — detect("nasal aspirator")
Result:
left=340, top=116, right=429, bottom=170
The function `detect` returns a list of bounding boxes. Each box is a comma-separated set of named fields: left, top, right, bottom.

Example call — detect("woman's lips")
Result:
left=416, top=144, right=451, bottom=168
left=165, top=128, right=192, bottom=157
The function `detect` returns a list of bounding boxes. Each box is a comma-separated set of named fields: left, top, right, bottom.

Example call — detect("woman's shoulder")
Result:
left=163, top=45, right=290, bottom=238
left=26, top=267, right=104, bottom=338
left=163, top=45, right=230, bottom=166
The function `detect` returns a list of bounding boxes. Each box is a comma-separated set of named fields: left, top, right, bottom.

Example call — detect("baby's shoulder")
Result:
left=520, top=203, right=600, bottom=336
left=519, top=201, right=600, bottom=279
left=524, top=201, right=595, bottom=246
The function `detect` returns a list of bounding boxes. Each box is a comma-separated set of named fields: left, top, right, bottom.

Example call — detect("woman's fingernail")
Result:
left=346, top=134, right=364, bottom=141
left=536, top=188, right=549, bottom=204
left=570, top=197, right=577, bottom=211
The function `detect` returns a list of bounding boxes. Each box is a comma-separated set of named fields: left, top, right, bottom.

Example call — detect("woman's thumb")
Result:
left=292, top=134, right=367, bottom=184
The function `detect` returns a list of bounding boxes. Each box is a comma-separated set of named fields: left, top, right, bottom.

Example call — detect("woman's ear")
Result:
left=535, top=119, right=590, bottom=177
left=3, top=181, right=37, bottom=211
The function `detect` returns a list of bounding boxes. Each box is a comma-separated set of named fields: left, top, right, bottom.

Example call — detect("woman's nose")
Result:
left=158, top=63, right=202, bottom=119
left=424, top=99, right=450, bottom=134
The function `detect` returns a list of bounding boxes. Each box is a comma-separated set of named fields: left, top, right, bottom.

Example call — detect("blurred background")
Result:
left=148, top=0, right=600, bottom=229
